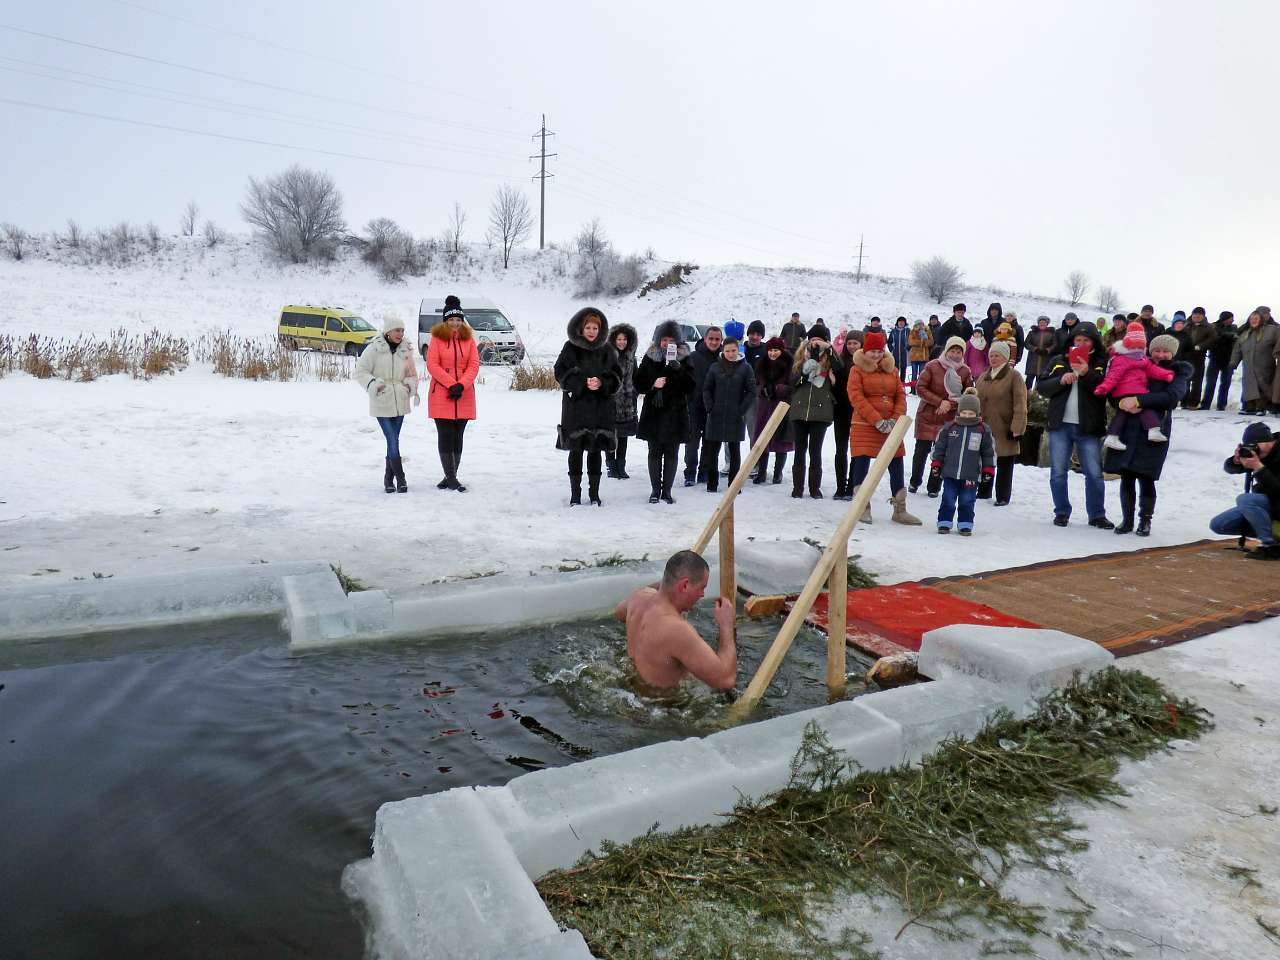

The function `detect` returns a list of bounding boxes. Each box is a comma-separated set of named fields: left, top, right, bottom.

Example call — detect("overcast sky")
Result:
left=3, top=0, right=1277, bottom=315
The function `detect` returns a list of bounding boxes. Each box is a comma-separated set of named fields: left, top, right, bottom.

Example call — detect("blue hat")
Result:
left=1173, top=310, right=1187, bottom=321
left=724, top=318, right=745, bottom=340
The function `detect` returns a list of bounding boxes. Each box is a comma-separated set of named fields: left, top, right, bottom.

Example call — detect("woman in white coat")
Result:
left=353, top=316, right=420, bottom=492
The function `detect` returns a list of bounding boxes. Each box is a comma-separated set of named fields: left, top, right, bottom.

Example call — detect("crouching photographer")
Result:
left=1210, top=422, right=1280, bottom=560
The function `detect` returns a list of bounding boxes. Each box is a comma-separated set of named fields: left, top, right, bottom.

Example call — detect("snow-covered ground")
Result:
left=832, top=619, right=1280, bottom=959
left=0, top=234, right=1261, bottom=589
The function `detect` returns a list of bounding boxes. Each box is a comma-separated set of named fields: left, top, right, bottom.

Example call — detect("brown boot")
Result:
left=890, top=488, right=921, bottom=525
left=853, top=484, right=872, bottom=524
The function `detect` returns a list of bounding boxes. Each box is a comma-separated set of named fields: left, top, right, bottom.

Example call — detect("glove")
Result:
left=447, top=383, right=464, bottom=400
left=875, top=419, right=893, bottom=434
left=927, top=463, right=943, bottom=497
left=977, top=471, right=994, bottom=499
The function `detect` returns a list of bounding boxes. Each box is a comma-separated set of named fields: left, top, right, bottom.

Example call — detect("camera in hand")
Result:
left=1239, top=443, right=1259, bottom=459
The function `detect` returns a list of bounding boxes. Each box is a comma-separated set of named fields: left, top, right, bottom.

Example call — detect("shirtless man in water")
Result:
left=614, top=550, right=737, bottom=690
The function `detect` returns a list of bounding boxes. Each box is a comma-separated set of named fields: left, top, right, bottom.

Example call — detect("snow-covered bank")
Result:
left=0, top=363, right=1260, bottom=590
left=826, top=619, right=1280, bottom=959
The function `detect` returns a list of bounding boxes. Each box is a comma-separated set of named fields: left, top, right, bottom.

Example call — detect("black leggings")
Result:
left=701, top=440, right=741, bottom=489
left=833, top=412, right=851, bottom=492
left=849, top=455, right=905, bottom=494
left=995, top=455, right=1016, bottom=502
left=791, top=420, right=829, bottom=492
left=435, top=419, right=467, bottom=462
left=568, top=435, right=607, bottom=478
left=647, top=441, right=680, bottom=494
left=1118, top=470, right=1157, bottom=522
left=910, top=437, right=934, bottom=488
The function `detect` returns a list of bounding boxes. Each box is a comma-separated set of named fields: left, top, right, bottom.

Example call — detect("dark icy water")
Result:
left=0, top=609, right=871, bottom=959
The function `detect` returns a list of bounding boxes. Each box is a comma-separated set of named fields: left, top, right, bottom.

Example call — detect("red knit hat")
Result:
left=1068, top=343, right=1090, bottom=367
left=1122, top=322, right=1147, bottom=350
left=863, top=331, right=886, bottom=351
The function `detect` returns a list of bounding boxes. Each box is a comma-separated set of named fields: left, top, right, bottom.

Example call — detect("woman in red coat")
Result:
left=425, top=295, right=480, bottom=492
left=846, top=331, right=919, bottom=524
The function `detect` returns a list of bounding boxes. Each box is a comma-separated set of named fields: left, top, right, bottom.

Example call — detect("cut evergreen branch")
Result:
left=536, top=667, right=1212, bottom=960
left=330, top=563, right=367, bottom=594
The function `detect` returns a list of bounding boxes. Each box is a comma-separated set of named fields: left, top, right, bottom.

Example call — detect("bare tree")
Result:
left=241, top=164, right=345, bottom=262
left=910, top=255, right=964, bottom=304
left=1096, top=284, right=1120, bottom=313
left=66, top=218, right=83, bottom=248
left=488, top=184, right=534, bottom=269
left=2, top=223, right=29, bottom=260
left=180, top=200, right=199, bottom=237
left=106, top=221, right=136, bottom=263
left=574, top=218, right=613, bottom=294
left=146, top=221, right=162, bottom=252
left=362, top=217, right=403, bottom=265
left=444, top=201, right=467, bottom=256
left=203, top=220, right=224, bottom=247
left=1064, top=270, right=1090, bottom=307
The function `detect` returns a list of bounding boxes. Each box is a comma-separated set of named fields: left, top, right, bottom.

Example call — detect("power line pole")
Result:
left=530, top=114, right=557, bottom=250
left=853, top=235, right=867, bottom=283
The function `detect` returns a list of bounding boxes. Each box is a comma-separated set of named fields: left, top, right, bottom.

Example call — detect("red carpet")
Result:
left=807, top=584, right=1040, bottom=659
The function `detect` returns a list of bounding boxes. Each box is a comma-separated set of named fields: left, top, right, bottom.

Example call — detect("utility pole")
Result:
left=530, top=114, right=557, bottom=250
left=853, top=235, right=867, bottom=283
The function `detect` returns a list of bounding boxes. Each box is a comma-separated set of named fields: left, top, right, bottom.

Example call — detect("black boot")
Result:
left=1136, top=490, right=1155, bottom=536
left=808, top=461, right=823, bottom=499
left=661, top=451, right=678, bottom=503
left=445, top=453, right=466, bottom=492
left=1136, top=517, right=1152, bottom=536
left=792, top=459, right=805, bottom=498
left=616, top=438, right=630, bottom=479
left=393, top=457, right=408, bottom=493
left=588, top=472, right=603, bottom=506
left=568, top=471, right=582, bottom=506
left=754, top=453, right=768, bottom=485
left=1116, top=484, right=1135, bottom=534
left=437, top=449, right=451, bottom=489
left=384, top=458, right=396, bottom=494
left=605, top=450, right=618, bottom=479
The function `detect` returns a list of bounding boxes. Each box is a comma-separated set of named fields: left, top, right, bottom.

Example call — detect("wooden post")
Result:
left=728, top=415, right=912, bottom=722
left=719, top=503, right=736, bottom=602
left=690, top=402, right=789, bottom=556
left=826, top=533, right=847, bottom=699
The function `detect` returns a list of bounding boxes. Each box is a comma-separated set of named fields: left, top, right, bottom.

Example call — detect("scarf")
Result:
left=938, top=353, right=965, bottom=399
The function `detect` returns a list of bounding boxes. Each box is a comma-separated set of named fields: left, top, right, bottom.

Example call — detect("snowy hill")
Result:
left=2, top=232, right=1096, bottom=357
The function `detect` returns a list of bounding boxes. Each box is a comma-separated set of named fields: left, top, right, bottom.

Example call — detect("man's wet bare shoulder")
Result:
left=614, top=574, right=736, bottom=691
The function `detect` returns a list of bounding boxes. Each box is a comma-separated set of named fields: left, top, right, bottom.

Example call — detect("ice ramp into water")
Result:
left=344, top=624, right=1113, bottom=960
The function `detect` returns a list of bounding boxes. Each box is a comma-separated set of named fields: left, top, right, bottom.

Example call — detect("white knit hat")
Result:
left=382, top=315, right=405, bottom=333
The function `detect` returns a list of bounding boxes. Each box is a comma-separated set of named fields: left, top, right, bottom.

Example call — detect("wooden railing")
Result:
left=728, top=415, right=914, bottom=721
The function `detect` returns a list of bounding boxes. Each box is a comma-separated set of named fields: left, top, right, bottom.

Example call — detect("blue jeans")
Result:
left=377, top=416, right=404, bottom=458
left=937, top=476, right=977, bottom=530
left=910, top=361, right=926, bottom=384
left=1048, top=424, right=1106, bottom=521
left=1200, top=360, right=1233, bottom=410
left=1210, top=492, right=1277, bottom=545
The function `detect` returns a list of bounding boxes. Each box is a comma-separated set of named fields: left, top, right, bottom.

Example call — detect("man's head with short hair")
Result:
left=791, top=312, right=800, bottom=320
left=662, top=550, right=710, bottom=611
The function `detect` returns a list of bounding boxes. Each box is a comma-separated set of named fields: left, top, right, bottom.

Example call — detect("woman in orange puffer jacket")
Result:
left=845, top=331, right=920, bottom=525
left=426, top=295, right=480, bottom=492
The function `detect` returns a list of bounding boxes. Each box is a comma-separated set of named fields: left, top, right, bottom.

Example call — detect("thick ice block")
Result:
left=858, top=678, right=1008, bottom=764
left=282, top=571, right=354, bottom=645
left=918, top=624, right=1113, bottom=715
left=736, top=539, right=822, bottom=597
left=373, top=790, right=561, bottom=960
left=706, top=698, right=902, bottom=799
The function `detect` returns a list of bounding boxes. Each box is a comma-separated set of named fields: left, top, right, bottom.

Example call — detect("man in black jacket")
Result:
left=683, top=326, right=723, bottom=485
left=780, top=312, right=807, bottom=353
left=938, top=303, right=972, bottom=346
left=1210, top=422, right=1280, bottom=560
left=1036, top=321, right=1114, bottom=528
left=1200, top=311, right=1237, bottom=410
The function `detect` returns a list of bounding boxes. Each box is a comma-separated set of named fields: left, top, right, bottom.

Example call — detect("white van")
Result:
left=417, top=294, right=525, bottom=364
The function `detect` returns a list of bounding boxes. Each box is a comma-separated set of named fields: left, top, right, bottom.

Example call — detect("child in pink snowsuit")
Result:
left=1096, top=322, right=1174, bottom=450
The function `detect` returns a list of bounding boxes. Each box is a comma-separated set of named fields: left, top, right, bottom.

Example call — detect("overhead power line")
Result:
left=100, top=0, right=521, bottom=116
left=0, top=56, right=520, bottom=162
left=0, top=96, right=522, bottom=180
left=0, top=23, right=528, bottom=140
